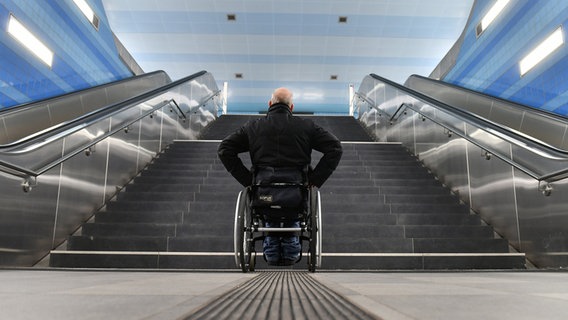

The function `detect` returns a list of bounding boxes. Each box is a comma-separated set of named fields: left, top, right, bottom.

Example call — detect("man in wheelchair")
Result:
left=251, top=165, right=309, bottom=265
left=218, top=87, right=342, bottom=266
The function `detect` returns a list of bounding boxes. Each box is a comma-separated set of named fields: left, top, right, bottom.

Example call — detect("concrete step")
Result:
left=49, top=251, right=526, bottom=270
left=67, top=235, right=232, bottom=252
left=50, top=119, right=525, bottom=270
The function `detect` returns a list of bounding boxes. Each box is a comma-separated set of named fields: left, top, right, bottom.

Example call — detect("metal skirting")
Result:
left=182, top=271, right=380, bottom=320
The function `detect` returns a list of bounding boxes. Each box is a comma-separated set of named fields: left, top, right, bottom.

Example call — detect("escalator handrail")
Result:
left=407, top=74, right=568, bottom=123
left=0, top=70, right=218, bottom=178
left=362, top=73, right=568, bottom=182
left=370, top=73, right=568, bottom=155
left=0, top=70, right=208, bottom=150
left=0, top=70, right=171, bottom=116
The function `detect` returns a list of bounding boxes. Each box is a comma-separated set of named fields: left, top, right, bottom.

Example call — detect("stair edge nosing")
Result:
left=50, top=250, right=524, bottom=257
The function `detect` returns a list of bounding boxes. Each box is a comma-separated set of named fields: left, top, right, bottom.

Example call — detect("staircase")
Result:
left=50, top=115, right=526, bottom=270
left=320, top=143, right=524, bottom=269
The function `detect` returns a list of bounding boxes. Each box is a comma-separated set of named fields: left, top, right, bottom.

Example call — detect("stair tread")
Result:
left=51, top=116, right=523, bottom=270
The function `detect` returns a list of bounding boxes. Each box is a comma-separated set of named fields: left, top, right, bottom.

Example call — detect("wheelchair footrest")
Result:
left=257, top=227, right=303, bottom=232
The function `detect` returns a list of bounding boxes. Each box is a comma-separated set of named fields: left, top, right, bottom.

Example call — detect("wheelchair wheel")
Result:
left=234, top=188, right=253, bottom=272
left=308, top=189, right=321, bottom=272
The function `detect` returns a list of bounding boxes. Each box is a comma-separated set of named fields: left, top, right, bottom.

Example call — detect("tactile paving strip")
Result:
left=182, top=271, right=380, bottom=320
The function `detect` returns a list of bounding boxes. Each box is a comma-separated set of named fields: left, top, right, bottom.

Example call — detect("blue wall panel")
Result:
left=0, top=0, right=132, bottom=108
left=443, top=0, right=568, bottom=117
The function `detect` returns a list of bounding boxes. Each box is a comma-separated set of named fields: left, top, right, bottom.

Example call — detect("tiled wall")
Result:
left=443, top=0, right=568, bottom=116
left=0, top=0, right=132, bottom=108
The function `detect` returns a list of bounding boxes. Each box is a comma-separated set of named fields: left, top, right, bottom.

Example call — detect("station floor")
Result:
left=1, top=269, right=567, bottom=320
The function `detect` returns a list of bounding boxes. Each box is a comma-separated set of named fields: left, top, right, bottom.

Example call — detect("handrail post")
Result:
left=222, top=81, right=228, bottom=115
left=389, top=103, right=409, bottom=124
left=349, top=84, right=354, bottom=116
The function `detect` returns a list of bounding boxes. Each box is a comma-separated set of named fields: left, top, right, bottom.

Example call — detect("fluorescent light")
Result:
left=7, top=15, right=53, bottom=67
left=477, top=0, right=510, bottom=35
left=303, top=92, right=324, bottom=100
left=72, top=0, right=95, bottom=24
left=520, top=26, right=564, bottom=76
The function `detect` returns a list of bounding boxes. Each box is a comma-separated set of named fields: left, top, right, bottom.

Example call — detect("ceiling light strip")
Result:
left=72, top=0, right=94, bottom=23
left=476, top=0, right=510, bottom=36
left=72, top=0, right=99, bottom=29
left=519, top=26, right=564, bottom=76
left=7, top=14, right=53, bottom=67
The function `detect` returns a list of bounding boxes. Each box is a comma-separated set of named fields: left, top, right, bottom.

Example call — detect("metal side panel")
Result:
left=520, top=112, right=567, bottom=148
left=137, top=114, right=161, bottom=172
left=179, top=76, right=219, bottom=140
left=488, top=100, right=524, bottom=131
left=0, top=139, right=66, bottom=171
left=0, top=171, right=59, bottom=266
left=61, top=121, right=109, bottom=158
left=47, top=95, right=86, bottom=126
left=169, top=86, right=196, bottom=141
left=79, top=87, right=110, bottom=114
left=359, top=107, right=381, bottom=141
left=515, top=170, right=568, bottom=267
left=462, top=92, right=492, bottom=119
left=53, top=139, right=109, bottom=248
left=190, top=98, right=218, bottom=138
left=160, top=107, right=184, bottom=145
left=468, top=143, right=520, bottom=248
left=105, top=125, right=141, bottom=196
left=395, top=112, right=416, bottom=152
left=420, top=138, right=470, bottom=203
left=2, top=106, right=52, bottom=143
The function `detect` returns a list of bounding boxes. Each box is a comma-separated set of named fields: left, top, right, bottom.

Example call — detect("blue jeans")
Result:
left=263, top=221, right=301, bottom=263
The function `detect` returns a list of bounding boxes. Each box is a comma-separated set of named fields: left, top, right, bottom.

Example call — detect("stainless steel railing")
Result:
left=355, top=73, right=568, bottom=268
left=0, top=70, right=222, bottom=267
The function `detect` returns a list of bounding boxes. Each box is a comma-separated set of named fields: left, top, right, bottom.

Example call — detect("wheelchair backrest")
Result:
left=251, top=166, right=307, bottom=209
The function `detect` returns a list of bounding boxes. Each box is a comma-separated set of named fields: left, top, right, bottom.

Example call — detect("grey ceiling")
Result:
left=102, top=0, right=474, bottom=114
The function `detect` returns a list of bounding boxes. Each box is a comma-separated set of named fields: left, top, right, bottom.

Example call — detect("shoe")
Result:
left=281, top=259, right=296, bottom=266
left=266, top=260, right=281, bottom=266
left=264, top=253, right=281, bottom=266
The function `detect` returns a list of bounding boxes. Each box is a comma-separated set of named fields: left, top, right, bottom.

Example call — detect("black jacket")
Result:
left=218, top=103, right=343, bottom=187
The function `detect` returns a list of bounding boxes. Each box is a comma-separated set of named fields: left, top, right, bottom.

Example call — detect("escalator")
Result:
left=357, top=74, right=568, bottom=269
left=50, top=115, right=525, bottom=270
left=3, top=69, right=567, bottom=270
left=0, top=70, right=221, bottom=267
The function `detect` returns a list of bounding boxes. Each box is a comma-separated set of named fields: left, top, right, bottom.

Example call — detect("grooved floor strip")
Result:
left=182, top=271, right=381, bottom=320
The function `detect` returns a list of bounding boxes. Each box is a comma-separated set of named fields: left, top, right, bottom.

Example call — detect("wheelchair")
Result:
left=233, top=166, right=322, bottom=272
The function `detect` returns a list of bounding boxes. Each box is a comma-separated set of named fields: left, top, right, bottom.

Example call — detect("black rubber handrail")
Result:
left=0, top=70, right=215, bottom=178
left=0, top=70, right=207, bottom=151
left=407, top=74, right=568, bottom=123
left=362, top=73, right=568, bottom=183
left=0, top=70, right=171, bottom=115
left=370, top=73, right=568, bottom=156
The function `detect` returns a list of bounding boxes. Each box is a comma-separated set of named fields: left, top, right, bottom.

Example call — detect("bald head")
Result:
left=269, top=87, right=294, bottom=110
